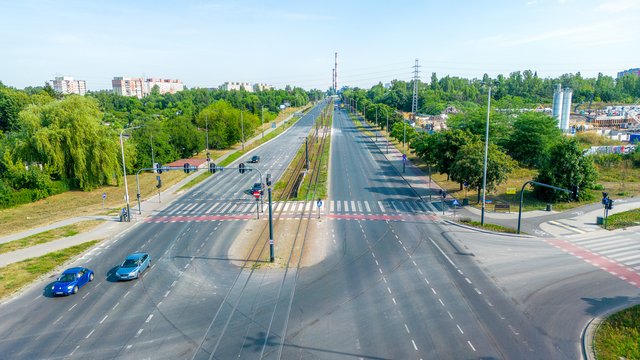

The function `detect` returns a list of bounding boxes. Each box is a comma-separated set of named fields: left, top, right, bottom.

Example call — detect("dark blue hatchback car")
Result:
left=115, top=252, right=150, bottom=280
left=51, top=267, right=94, bottom=296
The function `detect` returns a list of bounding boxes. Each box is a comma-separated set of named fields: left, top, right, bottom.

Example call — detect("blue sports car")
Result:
left=115, top=252, right=151, bottom=280
left=51, top=267, right=94, bottom=296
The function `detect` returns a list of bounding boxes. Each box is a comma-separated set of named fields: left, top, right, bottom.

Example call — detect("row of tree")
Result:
left=0, top=82, right=320, bottom=207
left=344, top=70, right=640, bottom=116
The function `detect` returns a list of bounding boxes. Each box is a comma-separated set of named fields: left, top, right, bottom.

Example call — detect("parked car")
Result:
left=250, top=155, right=260, bottom=163
left=51, top=267, right=94, bottom=295
left=115, top=253, right=150, bottom=281
left=251, top=182, right=265, bottom=196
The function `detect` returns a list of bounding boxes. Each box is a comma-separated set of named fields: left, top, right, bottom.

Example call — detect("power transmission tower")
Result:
left=411, top=58, right=420, bottom=122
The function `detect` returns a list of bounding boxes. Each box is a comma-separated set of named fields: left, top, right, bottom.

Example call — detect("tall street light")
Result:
left=480, top=83, right=493, bottom=226
left=120, top=126, right=142, bottom=222
left=261, top=106, right=266, bottom=138
left=240, top=110, right=245, bottom=151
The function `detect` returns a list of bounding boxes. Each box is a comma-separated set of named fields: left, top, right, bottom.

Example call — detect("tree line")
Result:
left=0, top=82, right=321, bottom=207
left=341, top=70, right=640, bottom=203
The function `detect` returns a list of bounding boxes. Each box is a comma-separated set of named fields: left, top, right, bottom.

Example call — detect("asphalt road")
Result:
left=1, top=102, right=638, bottom=360
left=0, top=101, right=328, bottom=360
left=271, top=109, right=561, bottom=359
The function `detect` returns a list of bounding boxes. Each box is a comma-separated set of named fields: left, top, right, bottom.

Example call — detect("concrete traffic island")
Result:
left=228, top=217, right=329, bottom=269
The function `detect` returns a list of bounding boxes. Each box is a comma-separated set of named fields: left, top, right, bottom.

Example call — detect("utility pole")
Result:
left=412, top=58, right=420, bottom=123
left=481, top=84, right=492, bottom=226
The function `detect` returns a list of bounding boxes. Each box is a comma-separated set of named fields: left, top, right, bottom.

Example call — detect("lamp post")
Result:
left=261, top=106, right=266, bottom=138
left=205, top=115, right=209, bottom=153
left=240, top=110, right=245, bottom=151
left=480, top=83, right=492, bottom=226
left=120, top=126, right=142, bottom=222
left=386, top=110, right=389, bottom=154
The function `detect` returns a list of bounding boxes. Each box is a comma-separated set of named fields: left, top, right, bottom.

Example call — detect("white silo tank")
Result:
left=561, top=88, right=573, bottom=131
left=552, top=84, right=563, bottom=124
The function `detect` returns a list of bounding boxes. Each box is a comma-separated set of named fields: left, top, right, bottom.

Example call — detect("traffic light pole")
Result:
left=517, top=180, right=575, bottom=234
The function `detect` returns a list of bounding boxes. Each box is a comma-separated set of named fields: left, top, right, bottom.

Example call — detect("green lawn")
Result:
left=594, top=304, right=640, bottom=360
left=0, top=240, right=100, bottom=300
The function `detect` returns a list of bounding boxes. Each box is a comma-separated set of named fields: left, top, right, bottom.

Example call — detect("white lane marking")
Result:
left=387, top=287, right=392, bottom=294
left=474, top=288, right=482, bottom=295
left=371, top=251, right=376, bottom=258
left=136, top=329, right=143, bottom=337
left=411, top=339, right=418, bottom=351
left=457, top=325, right=464, bottom=334
left=82, top=292, right=90, bottom=299
left=145, top=314, right=154, bottom=323
left=457, top=269, right=463, bottom=275
left=430, top=238, right=457, bottom=268
left=375, top=259, right=379, bottom=266
left=157, top=301, right=163, bottom=307
left=70, top=345, right=80, bottom=356
left=171, top=280, right=177, bottom=287
left=378, top=268, right=383, bottom=274
left=438, top=298, right=444, bottom=306
left=447, top=311, right=453, bottom=319
left=86, top=329, right=95, bottom=338
left=164, top=290, right=171, bottom=298
left=404, top=324, right=410, bottom=334
left=100, top=315, right=108, bottom=324
left=465, top=278, right=472, bottom=284
left=53, top=316, right=63, bottom=324
left=113, top=302, right=120, bottom=310
left=124, top=290, right=130, bottom=298
left=68, top=304, right=77, bottom=311
left=417, top=268, right=423, bottom=275
left=412, top=260, right=417, bottom=266
left=424, top=277, right=430, bottom=285
left=392, top=298, right=397, bottom=305
left=402, top=246, right=407, bottom=251
left=468, top=341, right=476, bottom=351
left=431, top=288, right=437, bottom=295
left=184, top=263, right=190, bottom=269
left=382, top=276, right=387, bottom=283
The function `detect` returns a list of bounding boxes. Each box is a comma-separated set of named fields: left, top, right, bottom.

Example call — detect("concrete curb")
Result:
left=581, top=300, right=640, bottom=360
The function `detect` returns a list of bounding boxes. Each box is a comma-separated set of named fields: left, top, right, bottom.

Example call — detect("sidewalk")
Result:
left=357, top=115, right=640, bottom=237
left=0, top=105, right=309, bottom=268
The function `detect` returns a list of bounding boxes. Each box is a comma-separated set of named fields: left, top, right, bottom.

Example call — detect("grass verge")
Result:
left=458, top=218, right=518, bottom=233
left=602, top=208, right=640, bottom=230
left=0, top=220, right=103, bottom=255
left=0, top=240, right=100, bottom=300
left=594, top=304, right=640, bottom=360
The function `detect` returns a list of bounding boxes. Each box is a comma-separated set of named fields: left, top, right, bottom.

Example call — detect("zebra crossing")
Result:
left=157, top=199, right=432, bottom=217
left=569, top=233, right=640, bottom=271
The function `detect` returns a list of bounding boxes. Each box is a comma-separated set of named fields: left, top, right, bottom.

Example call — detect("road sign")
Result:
left=506, top=187, right=517, bottom=195
left=102, top=192, right=107, bottom=200
left=317, top=200, right=323, bottom=208
left=402, top=154, right=407, bottom=161
left=253, top=191, right=261, bottom=199
left=451, top=199, right=459, bottom=206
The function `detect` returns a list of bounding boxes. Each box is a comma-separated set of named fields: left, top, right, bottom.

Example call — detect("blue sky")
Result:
left=1, top=0, right=638, bottom=91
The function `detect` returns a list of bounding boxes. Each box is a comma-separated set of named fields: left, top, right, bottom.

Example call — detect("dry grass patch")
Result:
left=0, top=220, right=103, bottom=255
left=0, top=240, right=100, bottom=300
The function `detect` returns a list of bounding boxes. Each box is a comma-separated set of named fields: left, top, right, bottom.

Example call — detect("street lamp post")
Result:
left=480, top=84, right=492, bottom=226
left=386, top=110, right=389, bottom=154
left=240, top=110, right=245, bottom=151
left=261, top=106, right=266, bottom=138
left=120, top=126, right=142, bottom=222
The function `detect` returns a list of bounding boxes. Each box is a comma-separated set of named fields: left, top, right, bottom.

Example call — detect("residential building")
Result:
left=253, top=83, right=273, bottom=92
left=221, top=81, right=253, bottom=92
left=617, top=68, right=640, bottom=79
left=51, top=76, right=87, bottom=95
left=112, top=77, right=184, bottom=98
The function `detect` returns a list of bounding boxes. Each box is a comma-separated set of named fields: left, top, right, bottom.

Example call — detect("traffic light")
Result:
left=571, top=185, right=579, bottom=200
left=209, top=162, right=216, bottom=174
left=155, top=163, right=163, bottom=174
left=184, top=163, right=190, bottom=174
left=602, top=192, right=609, bottom=205
left=239, top=163, right=245, bottom=174
left=607, top=199, right=614, bottom=210
left=266, top=173, right=272, bottom=186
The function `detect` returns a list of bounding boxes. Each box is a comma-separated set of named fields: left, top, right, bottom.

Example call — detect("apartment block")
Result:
left=112, top=77, right=184, bottom=98
left=51, top=76, right=87, bottom=95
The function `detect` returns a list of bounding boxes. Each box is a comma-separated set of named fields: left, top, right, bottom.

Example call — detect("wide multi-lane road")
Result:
left=1, top=102, right=638, bottom=360
left=0, top=101, right=327, bottom=360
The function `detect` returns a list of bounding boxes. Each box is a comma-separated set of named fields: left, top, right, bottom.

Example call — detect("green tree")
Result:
left=450, top=140, right=516, bottom=199
left=9, top=96, right=121, bottom=190
left=534, top=137, right=598, bottom=202
left=505, top=112, right=563, bottom=168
